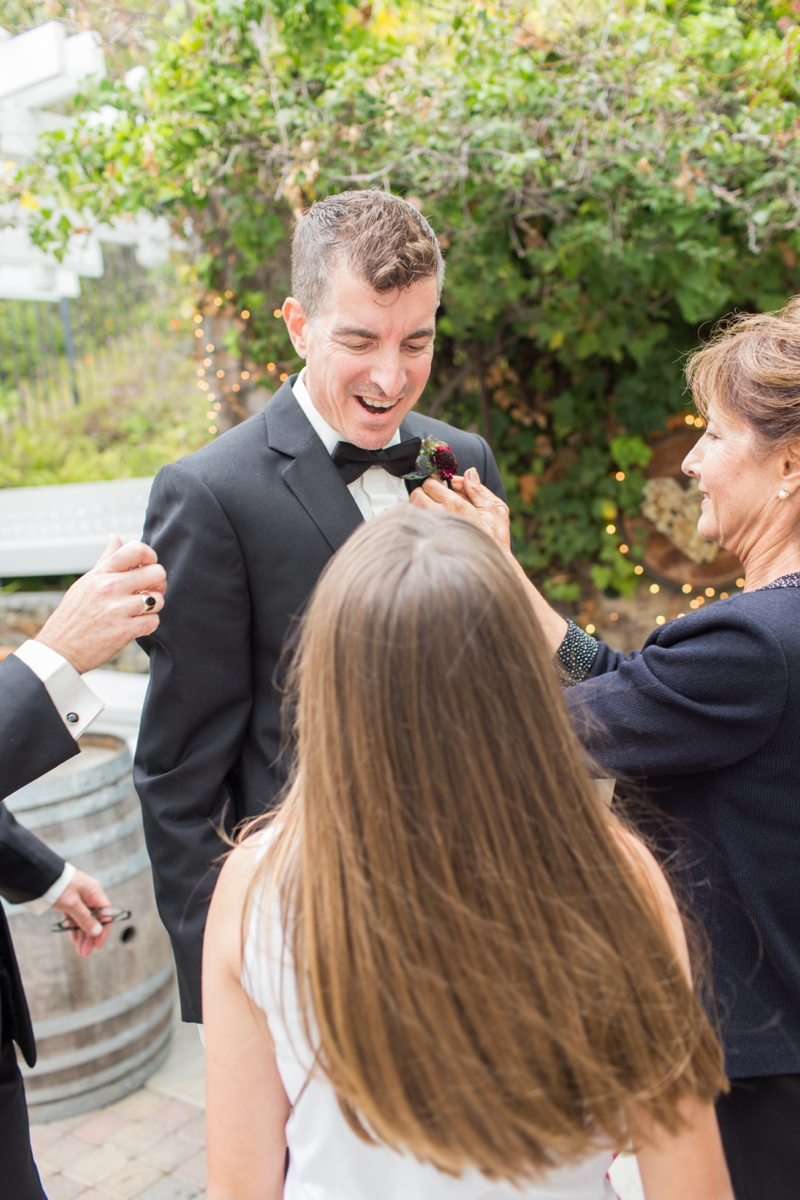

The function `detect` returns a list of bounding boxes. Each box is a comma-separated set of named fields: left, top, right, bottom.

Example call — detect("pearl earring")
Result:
left=778, top=489, right=790, bottom=499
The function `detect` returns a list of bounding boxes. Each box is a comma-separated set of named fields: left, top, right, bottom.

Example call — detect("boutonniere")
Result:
left=403, top=437, right=459, bottom=483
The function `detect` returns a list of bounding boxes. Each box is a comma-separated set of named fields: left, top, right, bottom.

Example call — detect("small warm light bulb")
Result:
left=232, top=383, right=240, bottom=391
left=208, top=392, right=215, bottom=401
left=677, top=612, right=686, bottom=618
left=685, top=414, right=695, bottom=425
left=203, top=357, right=212, bottom=366
left=206, top=343, right=215, bottom=352
left=619, top=543, right=629, bottom=553
left=241, top=309, right=250, bottom=319
left=609, top=612, right=619, bottom=621
left=585, top=623, right=596, bottom=635
left=196, top=368, right=205, bottom=377
left=690, top=599, right=700, bottom=609
left=705, top=587, right=715, bottom=597
left=216, top=369, right=224, bottom=378
left=209, top=425, right=217, bottom=433
left=736, top=577, right=745, bottom=588
left=274, top=308, right=282, bottom=319
left=606, top=523, right=616, bottom=534
left=206, top=411, right=215, bottom=419
left=214, top=297, right=223, bottom=306
left=214, top=402, right=221, bottom=411
left=649, top=583, right=660, bottom=594
left=655, top=615, right=666, bottom=625
left=682, top=583, right=692, bottom=594
left=241, top=370, right=250, bottom=379
left=224, top=290, right=233, bottom=299
left=720, top=591, right=729, bottom=599
left=194, top=314, right=202, bottom=323
left=195, top=329, right=203, bottom=338
left=634, top=565, right=644, bottom=575
left=615, top=471, right=625, bottom=481
left=280, top=372, right=288, bottom=381
left=267, top=363, right=275, bottom=372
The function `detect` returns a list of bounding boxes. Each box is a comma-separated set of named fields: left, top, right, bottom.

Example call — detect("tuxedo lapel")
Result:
left=265, top=380, right=363, bottom=552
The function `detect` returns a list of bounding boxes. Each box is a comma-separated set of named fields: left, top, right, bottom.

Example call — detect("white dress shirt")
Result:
left=292, top=371, right=410, bottom=522
left=12, top=640, right=105, bottom=912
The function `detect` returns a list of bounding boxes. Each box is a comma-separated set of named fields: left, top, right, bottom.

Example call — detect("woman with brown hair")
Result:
left=202, top=507, right=731, bottom=1200
left=414, top=298, right=800, bottom=1199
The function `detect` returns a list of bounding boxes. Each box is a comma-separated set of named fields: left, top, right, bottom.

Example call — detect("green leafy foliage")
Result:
left=8, top=0, right=800, bottom=594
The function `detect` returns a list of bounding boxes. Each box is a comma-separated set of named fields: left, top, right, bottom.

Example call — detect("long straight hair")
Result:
left=247, top=508, right=725, bottom=1181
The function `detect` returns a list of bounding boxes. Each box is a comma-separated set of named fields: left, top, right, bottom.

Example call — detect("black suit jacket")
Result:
left=0, top=654, right=74, bottom=1065
left=135, top=380, right=505, bottom=1020
left=566, top=587, right=800, bottom=1079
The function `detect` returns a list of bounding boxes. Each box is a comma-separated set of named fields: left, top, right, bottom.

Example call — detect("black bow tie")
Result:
left=331, top=437, right=422, bottom=485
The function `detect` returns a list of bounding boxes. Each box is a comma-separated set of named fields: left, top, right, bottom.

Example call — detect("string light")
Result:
left=274, top=309, right=282, bottom=318
left=720, top=591, right=729, bottom=599
left=682, top=583, right=692, bottom=593
left=280, top=372, right=288, bottom=381
left=685, top=414, right=695, bottom=425
left=705, top=587, right=715, bottom=597
left=655, top=615, right=666, bottom=625
left=195, top=329, right=203, bottom=338
left=206, top=343, right=215, bottom=352
left=634, top=565, right=644, bottom=575
left=214, top=402, right=221, bottom=411
left=216, top=369, right=224, bottom=378
left=606, top=523, right=616, bottom=534
left=677, top=612, right=686, bottom=618
left=193, top=314, right=202, bottom=323
left=241, top=309, right=250, bottom=319
left=198, top=381, right=209, bottom=390
left=209, top=425, right=217, bottom=433
left=615, top=471, right=625, bottom=481
left=208, top=392, right=216, bottom=401
left=241, top=370, right=250, bottom=379
left=224, top=290, right=233, bottom=299
left=649, top=583, right=660, bottom=594
left=214, top=296, right=223, bottom=306
left=267, top=363, right=275, bottom=372
left=206, top=411, right=215, bottom=419
left=619, top=543, right=629, bottom=553
left=736, top=577, right=745, bottom=587
left=232, top=383, right=240, bottom=391
left=203, top=357, right=212, bottom=366
left=196, top=368, right=205, bottom=377
left=585, top=623, right=596, bottom=634
left=609, top=612, right=619, bottom=621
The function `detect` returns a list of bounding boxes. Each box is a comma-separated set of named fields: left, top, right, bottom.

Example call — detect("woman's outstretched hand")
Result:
left=410, top=467, right=512, bottom=550
left=410, top=468, right=568, bottom=654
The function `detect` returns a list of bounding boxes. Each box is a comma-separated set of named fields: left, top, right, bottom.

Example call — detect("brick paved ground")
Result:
left=33, top=1020, right=207, bottom=1200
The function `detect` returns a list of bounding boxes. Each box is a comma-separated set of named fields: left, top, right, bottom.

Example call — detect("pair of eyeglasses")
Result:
left=52, top=906, right=131, bottom=933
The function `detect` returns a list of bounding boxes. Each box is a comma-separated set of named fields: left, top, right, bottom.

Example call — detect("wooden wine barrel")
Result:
left=3, top=734, right=174, bottom=1122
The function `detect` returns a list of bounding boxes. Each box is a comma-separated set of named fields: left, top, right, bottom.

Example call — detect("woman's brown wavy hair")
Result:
left=245, top=507, right=725, bottom=1182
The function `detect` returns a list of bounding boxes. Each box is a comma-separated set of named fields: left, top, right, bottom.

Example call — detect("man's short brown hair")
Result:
left=291, top=190, right=445, bottom=319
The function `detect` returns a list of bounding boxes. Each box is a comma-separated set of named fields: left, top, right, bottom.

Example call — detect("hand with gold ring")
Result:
left=33, top=536, right=167, bottom=674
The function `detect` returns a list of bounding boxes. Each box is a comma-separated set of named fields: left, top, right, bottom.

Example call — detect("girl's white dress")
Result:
left=242, top=850, right=617, bottom=1200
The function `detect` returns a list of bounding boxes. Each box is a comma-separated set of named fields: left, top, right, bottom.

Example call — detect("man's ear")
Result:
left=282, top=297, right=309, bottom=359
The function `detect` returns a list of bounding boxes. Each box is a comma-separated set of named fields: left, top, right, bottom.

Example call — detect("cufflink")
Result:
left=66, top=712, right=79, bottom=724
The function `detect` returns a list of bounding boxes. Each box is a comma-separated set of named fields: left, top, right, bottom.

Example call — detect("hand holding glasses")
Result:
left=53, top=905, right=131, bottom=933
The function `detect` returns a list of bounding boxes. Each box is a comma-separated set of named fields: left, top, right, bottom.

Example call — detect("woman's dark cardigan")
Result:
left=565, top=587, right=800, bottom=1080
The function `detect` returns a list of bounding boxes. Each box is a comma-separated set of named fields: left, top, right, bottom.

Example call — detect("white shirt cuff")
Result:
left=14, top=640, right=104, bottom=738
left=24, top=862, right=77, bottom=915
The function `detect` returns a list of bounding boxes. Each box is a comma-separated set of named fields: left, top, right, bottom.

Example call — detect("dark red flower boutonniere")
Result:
left=403, top=437, right=458, bottom=484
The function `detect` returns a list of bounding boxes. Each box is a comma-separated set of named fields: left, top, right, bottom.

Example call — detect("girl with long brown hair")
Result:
left=203, top=507, right=732, bottom=1200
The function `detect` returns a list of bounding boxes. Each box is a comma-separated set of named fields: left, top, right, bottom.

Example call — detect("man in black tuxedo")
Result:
left=135, top=190, right=505, bottom=1023
left=0, top=537, right=166, bottom=1200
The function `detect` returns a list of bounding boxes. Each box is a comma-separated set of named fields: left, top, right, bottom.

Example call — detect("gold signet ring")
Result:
left=141, top=594, right=157, bottom=613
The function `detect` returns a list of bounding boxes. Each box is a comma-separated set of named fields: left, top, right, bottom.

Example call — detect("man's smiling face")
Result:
left=283, top=268, right=438, bottom=450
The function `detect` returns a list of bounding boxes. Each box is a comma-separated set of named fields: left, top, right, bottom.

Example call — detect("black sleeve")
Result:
left=565, top=608, right=789, bottom=777
left=0, top=654, right=71, bottom=902
left=134, top=461, right=253, bottom=1021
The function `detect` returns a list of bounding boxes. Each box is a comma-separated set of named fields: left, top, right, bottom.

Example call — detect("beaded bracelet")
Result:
left=554, top=619, right=599, bottom=686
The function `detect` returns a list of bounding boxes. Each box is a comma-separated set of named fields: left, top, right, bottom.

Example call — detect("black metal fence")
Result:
left=0, top=245, right=152, bottom=419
